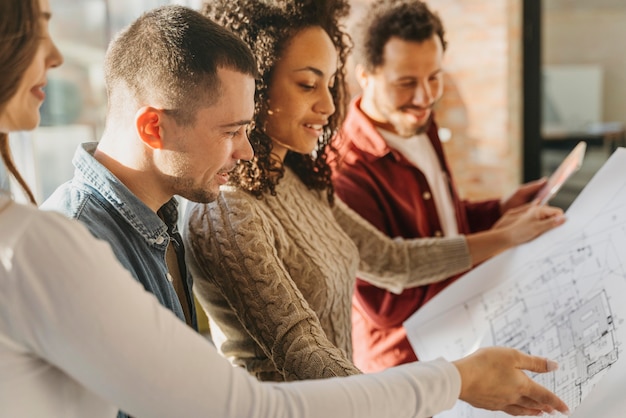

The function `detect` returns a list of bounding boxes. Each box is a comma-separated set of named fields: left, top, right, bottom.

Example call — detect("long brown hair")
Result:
left=0, top=0, right=41, bottom=204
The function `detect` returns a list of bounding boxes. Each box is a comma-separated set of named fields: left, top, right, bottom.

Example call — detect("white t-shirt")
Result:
left=0, top=194, right=460, bottom=418
left=381, top=129, right=459, bottom=237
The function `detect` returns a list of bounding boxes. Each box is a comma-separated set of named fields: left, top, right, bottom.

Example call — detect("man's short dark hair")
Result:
left=104, top=5, right=257, bottom=125
left=356, top=0, right=447, bottom=72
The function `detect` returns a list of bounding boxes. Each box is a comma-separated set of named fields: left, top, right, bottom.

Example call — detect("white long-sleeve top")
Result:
left=0, top=195, right=461, bottom=418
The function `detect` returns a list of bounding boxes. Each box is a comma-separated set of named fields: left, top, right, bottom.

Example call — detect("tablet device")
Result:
left=535, top=141, right=587, bottom=205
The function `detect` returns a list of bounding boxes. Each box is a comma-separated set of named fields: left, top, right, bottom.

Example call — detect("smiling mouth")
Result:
left=31, top=85, right=46, bottom=101
left=403, top=103, right=434, bottom=115
left=303, top=124, right=326, bottom=137
left=216, top=171, right=230, bottom=185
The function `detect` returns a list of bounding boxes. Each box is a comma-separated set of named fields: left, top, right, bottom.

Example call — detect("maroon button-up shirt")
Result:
left=333, top=97, right=501, bottom=372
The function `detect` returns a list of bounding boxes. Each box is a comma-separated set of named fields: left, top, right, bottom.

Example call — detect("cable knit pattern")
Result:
left=332, top=198, right=472, bottom=294
left=183, top=168, right=472, bottom=381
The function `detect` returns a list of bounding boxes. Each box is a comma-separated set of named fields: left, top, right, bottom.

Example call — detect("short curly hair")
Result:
left=202, top=0, right=351, bottom=203
left=356, top=0, right=447, bottom=72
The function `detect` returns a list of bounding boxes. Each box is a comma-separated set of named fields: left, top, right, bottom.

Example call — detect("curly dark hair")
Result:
left=202, top=0, right=351, bottom=203
left=356, top=0, right=447, bottom=72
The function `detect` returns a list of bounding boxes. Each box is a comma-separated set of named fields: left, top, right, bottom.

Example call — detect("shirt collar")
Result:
left=72, top=142, right=177, bottom=243
left=341, top=97, right=393, bottom=160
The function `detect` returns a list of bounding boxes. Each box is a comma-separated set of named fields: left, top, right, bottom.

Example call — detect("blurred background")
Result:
left=4, top=0, right=625, bottom=211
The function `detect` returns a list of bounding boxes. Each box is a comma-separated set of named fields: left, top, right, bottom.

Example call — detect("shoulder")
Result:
left=0, top=203, right=146, bottom=311
left=188, top=187, right=262, bottom=225
left=333, top=150, right=385, bottom=204
left=185, top=187, right=275, bottom=245
left=42, top=182, right=130, bottom=248
left=183, top=189, right=282, bottom=279
left=41, top=177, right=100, bottom=221
left=1, top=200, right=112, bottom=267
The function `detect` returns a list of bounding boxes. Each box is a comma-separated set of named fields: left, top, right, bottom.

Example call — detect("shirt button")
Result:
left=167, top=273, right=173, bottom=282
left=422, top=191, right=431, bottom=200
left=434, top=230, right=443, bottom=237
left=155, top=235, right=165, bottom=245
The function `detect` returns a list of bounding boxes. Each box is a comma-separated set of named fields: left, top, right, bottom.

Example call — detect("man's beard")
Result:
left=413, top=113, right=434, bottom=135
left=391, top=110, right=434, bottom=137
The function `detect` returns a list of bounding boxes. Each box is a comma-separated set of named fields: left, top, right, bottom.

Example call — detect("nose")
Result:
left=47, top=37, right=64, bottom=69
left=234, top=130, right=254, bottom=162
left=314, top=87, right=336, bottom=116
left=412, top=82, right=433, bottom=108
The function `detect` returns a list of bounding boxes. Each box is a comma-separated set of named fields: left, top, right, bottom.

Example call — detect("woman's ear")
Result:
left=135, top=106, right=165, bottom=149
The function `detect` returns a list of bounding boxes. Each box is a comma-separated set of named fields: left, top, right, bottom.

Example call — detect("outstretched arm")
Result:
left=6, top=204, right=453, bottom=417
left=333, top=198, right=472, bottom=294
left=6, top=203, right=569, bottom=418
left=454, top=346, right=570, bottom=416
left=334, top=198, right=564, bottom=294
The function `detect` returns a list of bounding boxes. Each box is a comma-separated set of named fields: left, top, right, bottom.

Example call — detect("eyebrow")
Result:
left=41, top=12, right=52, bottom=20
left=293, top=66, right=325, bottom=77
left=218, top=119, right=252, bottom=128
left=293, top=66, right=338, bottom=80
left=396, top=69, right=443, bottom=81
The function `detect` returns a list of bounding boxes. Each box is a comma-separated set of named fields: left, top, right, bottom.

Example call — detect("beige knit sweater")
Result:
left=183, top=168, right=471, bottom=382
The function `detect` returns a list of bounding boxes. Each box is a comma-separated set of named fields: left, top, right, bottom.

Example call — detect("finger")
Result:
left=516, top=353, right=559, bottom=374
left=524, top=217, right=564, bottom=240
left=503, top=404, right=543, bottom=416
left=541, top=215, right=566, bottom=229
left=527, top=205, right=561, bottom=221
left=528, top=177, right=548, bottom=187
left=521, top=177, right=548, bottom=193
left=530, top=209, right=565, bottom=226
left=503, top=203, right=531, bottom=216
left=514, top=395, right=549, bottom=411
left=523, top=380, right=570, bottom=415
left=538, top=214, right=566, bottom=228
left=537, top=205, right=564, bottom=219
left=512, top=202, right=533, bottom=213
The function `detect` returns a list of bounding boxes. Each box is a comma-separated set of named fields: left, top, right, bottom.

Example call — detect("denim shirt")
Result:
left=42, top=143, right=198, bottom=330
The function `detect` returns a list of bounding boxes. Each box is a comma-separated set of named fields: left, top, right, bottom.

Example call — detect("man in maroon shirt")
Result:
left=333, top=0, right=556, bottom=372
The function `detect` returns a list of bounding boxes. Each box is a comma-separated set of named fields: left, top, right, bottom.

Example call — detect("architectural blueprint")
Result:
left=404, top=148, right=626, bottom=417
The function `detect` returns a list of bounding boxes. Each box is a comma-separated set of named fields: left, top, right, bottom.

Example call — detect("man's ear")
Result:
left=135, top=106, right=165, bottom=149
left=355, top=64, right=370, bottom=90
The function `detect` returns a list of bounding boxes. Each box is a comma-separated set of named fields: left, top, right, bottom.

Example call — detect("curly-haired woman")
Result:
left=184, top=0, right=566, bottom=385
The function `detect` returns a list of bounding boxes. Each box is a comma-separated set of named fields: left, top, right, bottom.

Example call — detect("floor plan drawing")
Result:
left=404, top=148, right=626, bottom=417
